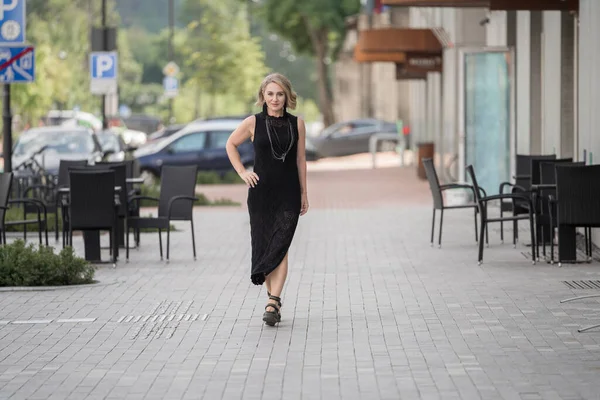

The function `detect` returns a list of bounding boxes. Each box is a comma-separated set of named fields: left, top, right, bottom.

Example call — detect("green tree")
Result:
left=179, top=0, right=267, bottom=117
left=253, top=0, right=361, bottom=127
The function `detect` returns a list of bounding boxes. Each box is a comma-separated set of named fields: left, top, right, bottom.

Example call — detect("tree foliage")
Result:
left=7, top=0, right=143, bottom=127
left=252, top=0, right=361, bottom=126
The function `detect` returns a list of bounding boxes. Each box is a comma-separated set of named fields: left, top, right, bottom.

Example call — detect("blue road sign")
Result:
left=0, top=45, right=34, bottom=83
left=0, top=0, right=26, bottom=44
left=90, top=52, right=117, bottom=94
left=90, top=52, right=117, bottom=79
left=163, top=76, right=178, bottom=98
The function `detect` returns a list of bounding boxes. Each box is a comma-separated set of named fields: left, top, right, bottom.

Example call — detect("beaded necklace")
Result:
left=263, top=104, right=295, bottom=162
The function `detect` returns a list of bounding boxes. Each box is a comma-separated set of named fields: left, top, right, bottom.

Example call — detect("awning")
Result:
left=356, top=28, right=443, bottom=55
left=381, top=0, right=578, bottom=11
left=381, top=0, right=488, bottom=6
left=354, top=28, right=444, bottom=79
left=488, top=0, right=577, bottom=11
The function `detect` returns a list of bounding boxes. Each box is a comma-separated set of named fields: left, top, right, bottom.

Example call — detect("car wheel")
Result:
left=140, top=169, right=158, bottom=186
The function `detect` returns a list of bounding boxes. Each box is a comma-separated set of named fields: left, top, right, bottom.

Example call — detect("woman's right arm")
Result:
left=226, top=116, right=259, bottom=188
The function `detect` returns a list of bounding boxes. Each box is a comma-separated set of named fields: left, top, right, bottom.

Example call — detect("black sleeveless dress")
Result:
left=248, top=108, right=301, bottom=285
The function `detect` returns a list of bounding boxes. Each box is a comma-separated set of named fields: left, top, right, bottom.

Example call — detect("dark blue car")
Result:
left=133, top=119, right=253, bottom=183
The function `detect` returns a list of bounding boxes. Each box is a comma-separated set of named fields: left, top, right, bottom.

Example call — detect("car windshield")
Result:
left=96, top=133, right=121, bottom=152
left=14, top=130, right=95, bottom=156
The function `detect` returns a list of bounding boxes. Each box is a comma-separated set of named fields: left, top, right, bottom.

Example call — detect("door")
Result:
left=459, top=48, right=514, bottom=195
left=204, top=130, right=232, bottom=171
left=161, top=131, right=207, bottom=168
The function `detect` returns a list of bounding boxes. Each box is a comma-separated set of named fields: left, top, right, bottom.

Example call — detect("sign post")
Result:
left=0, top=0, right=27, bottom=173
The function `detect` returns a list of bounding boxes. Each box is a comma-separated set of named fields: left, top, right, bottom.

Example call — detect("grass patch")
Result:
left=196, top=171, right=244, bottom=185
left=0, top=240, right=94, bottom=287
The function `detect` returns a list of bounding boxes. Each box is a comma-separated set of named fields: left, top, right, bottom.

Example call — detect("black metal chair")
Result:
left=552, top=164, right=600, bottom=266
left=529, top=157, right=572, bottom=259
left=126, top=165, right=198, bottom=261
left=0, top=173, right=12, bottom=244
left=423, top=158, right=480, bottom=247
left=68, top=170, right=118, bottom=265
left=467, top=165, right=536, bottom=265
left=499, top=154, right=555, bottom=245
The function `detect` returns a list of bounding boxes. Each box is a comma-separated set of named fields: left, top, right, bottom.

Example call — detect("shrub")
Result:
left=196, top=171, right=244, bottom=185
left=0, top=240, right=94, bottom=287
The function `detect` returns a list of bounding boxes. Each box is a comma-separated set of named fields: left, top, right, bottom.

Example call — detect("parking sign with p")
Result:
left=90, top=51, right=117, bottom=94
left=0, top=0, right=26, bottom=45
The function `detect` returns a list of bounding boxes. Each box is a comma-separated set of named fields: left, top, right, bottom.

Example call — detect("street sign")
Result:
left=0, top=45, right=34, bottom=83
left=0, top=0, right=25, bottom=45
left=90, top=51, right=117, bottom=94
left=162, top=61, right=179, bottom=77
left=163, top=76, right=178, bottom=98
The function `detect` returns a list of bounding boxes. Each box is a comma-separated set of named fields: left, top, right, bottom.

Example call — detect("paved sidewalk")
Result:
left=1, top=165, right=600, bottom=399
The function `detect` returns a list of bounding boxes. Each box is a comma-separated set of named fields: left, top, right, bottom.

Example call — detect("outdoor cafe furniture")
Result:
left=423, top=158, right=482, bottom=248
left=126, top=165, right=198, bottom=262
left=67, top=170, right=119, bottom=266
left=467, top=165, right=536, bottom=265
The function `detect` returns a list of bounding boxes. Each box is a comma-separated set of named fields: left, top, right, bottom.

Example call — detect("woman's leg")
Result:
left=266, top=253, right=288, bottom=311
left=265, top=275, right=272, bottom=296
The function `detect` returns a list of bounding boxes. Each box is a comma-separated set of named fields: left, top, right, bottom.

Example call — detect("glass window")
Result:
left=208, top=131, right=231, bottom=149
left=170, top=132, right=206, bottom=153
left=14, top=130, right=96, bottom=156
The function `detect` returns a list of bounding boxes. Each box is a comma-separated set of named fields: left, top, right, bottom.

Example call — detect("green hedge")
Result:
left=0, top=240, right=94, bottom=287
left=196, top=171, right=243, bottom=185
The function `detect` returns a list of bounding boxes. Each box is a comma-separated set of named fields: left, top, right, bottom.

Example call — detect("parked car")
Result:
left=96, top=130, right=130, bottom=162
left=310, top=118, right=399, bottom=158
left=122, top=114, right=162, bottom=134
left=11, top=127, right=105, bottom=176
left=146, top=124, right=186, bottom=143
left=46, top=110, right=103, bottom=132
left=133, top=119, right=253, bottom=184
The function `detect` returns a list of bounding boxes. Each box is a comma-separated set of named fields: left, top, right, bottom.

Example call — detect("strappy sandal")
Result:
left=263, top=295, right=281, bottom=326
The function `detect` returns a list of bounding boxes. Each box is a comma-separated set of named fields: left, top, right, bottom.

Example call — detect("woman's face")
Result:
left=264, top=82, right=286, bottom=114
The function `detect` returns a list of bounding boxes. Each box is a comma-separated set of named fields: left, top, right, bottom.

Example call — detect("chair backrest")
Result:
left=102, top=163, right=127, bottom=217
left=466, top=165, right=483, bottom=209
left=531, top=157, right=570, bottom=185
left=158, top=165, right=198, bottom=220
left=0, top=173, right=13, bottom=225
left=422, top=158, right=444, bottom=209
left=57, top=159, right=88, bottom=188
left=69, top=170, right=116, bottom=230
left=515, top=154, right=555, bottom=189
left=539, top=160, right=583, bottom=185
left=555, top=164, right=600, bottom=227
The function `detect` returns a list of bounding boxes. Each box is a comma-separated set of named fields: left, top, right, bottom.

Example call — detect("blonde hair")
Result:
left=255, top=73, right=297, bottom=110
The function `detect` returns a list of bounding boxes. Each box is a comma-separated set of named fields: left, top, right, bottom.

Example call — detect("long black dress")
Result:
left=248, top=107, right=301, bottom=285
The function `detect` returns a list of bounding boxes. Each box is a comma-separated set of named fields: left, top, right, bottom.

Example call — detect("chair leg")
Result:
left=23, top=209, right=27, bottom=242
left=44, top=211, right=48, bottom=247
left=191, top=219, right=197, bottom=260
left=158, top=229, right=163, bottom=260
left=37, top=213, right=42, bottom=245
left=112, top=226, right=117, bottom=266
left=167, top=224, right=171, bottom=261
left=478, top=207, right=486, bottom=264
left=528, top=211, right=536, bottom=264
left=513, top=219, right=518, bottom=247
left=430, top=208, right=436, bottom=246
left=474, top=208, right=478, bottom=243
left=54, top=197, right=59, bottom=241
left=500, top=208, right=504, bottom=242
left=542, top=224, right=547, bottom=259
left=438, top=209, right=444, bottom=248
left=126, top=224, right=130, bottom=261
left=550, top=225, right=555, bottom=264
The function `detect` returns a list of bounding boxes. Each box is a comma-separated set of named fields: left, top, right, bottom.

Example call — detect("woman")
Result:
left=226, top=73, right=309, bottom=326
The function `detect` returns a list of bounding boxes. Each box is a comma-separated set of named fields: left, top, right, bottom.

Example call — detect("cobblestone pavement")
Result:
left=1, top=160, right=600, bottom=400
